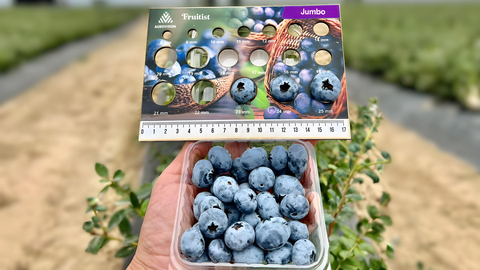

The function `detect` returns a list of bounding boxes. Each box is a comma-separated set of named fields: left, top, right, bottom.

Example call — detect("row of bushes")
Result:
left=341, top=4, right=480, bottom=110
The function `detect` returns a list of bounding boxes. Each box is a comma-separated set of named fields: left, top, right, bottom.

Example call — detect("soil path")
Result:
left=0, top=18, right=148, bottom=270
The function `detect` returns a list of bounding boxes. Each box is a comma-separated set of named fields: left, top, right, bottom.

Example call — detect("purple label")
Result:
left=282, top=5, right=340, bottom=19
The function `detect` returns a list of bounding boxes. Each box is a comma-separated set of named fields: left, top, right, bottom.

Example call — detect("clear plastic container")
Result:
left=169, top=140, right=330, bottom=270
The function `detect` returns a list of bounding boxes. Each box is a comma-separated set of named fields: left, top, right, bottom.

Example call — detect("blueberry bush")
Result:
left=82, top=98, right=394, bottom=269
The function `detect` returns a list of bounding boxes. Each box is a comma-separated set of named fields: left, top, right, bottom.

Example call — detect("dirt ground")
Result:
left=0, top=17, right=479, bottom=270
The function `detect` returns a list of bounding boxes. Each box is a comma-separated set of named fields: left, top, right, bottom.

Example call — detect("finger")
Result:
left=224, top=141, right=249, bottom=159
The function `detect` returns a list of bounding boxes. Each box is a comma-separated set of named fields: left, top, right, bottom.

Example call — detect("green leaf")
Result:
left=108, top=210, right=126, bottom=231
left=379, top=215, right=392, bottom=226
left=327, top=164, right=338, bottom=171
left=358, top=242, right=376, bottom=255
left=340, top=225, right=357, bottom=240
left=87, top=197, right=99, bottom=207
left=113, top=170, right=125, bottom=182
left=82, top=221, right=94, bottom=232
left=114, top=245, right=137, bottom=258
left=99, top=185, right=110, bottom=196
left=95, top=163, right=108, bottom=178
left=386, top=243, right=395, bottom=259
left=140, top=198, right=150, bottom=216
left=337, top=205, right=355, bottom=223
left=365, top=231, right=384, bottom=242
left=329, top=241, right=342, bottom=256
left=324, top=213, right=334, bottom=225
left=380, top=192, right=391, bottom=206
left=352, top=178, right=364, bottom=184
left=318, top=157, right=329, bottom=170
left=130, top=192, right=140, bottom=208
left=372, top=222, right=386, bottom=233
left=370, top=258, right=387, bottom=270
left=85, top=236, right=109, bottom=254
left=381, top=151, right=391, bottom=160
left=363, top=170, right=380, bottom=183
left=250, top=81, right=270, bottom=109
left=346, top=193, right=363, bottom=202
left=95, top=205, right=107, bottom=212
left=91, top=216, right=100, bottom=223
left=367, top=205, right=379, bottom=219
left=99, top=179, right=110, bottom=183
left=119, top=217, right=131, bottom=237
left=115, top=199, right=131, bottom=206
left=339, top=236, right=355, bottom=249
left=136, top=183, right=153, bottom=200
left=339, top=250, right=353, bottom=260
left=123, top=235, right=139, bottom=245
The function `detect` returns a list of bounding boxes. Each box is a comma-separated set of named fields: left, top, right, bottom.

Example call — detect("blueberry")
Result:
left=232, top=244, right=264, bottom=264
left=264, top=7, right=275, bottom=19
left=249, top=7, right=264, bottom=19
left=144, top=65, right=157, bottom=82
left=255, top=217, right=291, bottom=250
left=230, top=157, right=249, bottom=183
left=288, top=144, right=308, bottom=175
left=297, top=51, right=310, bottom=69
left=311, top=71, right=341, bottom=103
left=256, top=192, right=282, bottom=219
left=208, top=146, right=233, bottom=173
left=299, top=69, right=314, bottom=88
left=225, top=221, right=255, bottom=251
left=294, top=93, right=312, bottom=114
left=181, top=64, right=196, bottom=75
left=279, top=111, right=298, bottom=119
left=230, top=78, right=257, bottom=104
left=265, top=19, right=278, bottom=27
left=312, top=99, right=326, bottom=114
left=146, top=80, right=159, bottom=86
left=198, top=208, right=229, bottom=239
left=270, top=75, right=299, bottom=102
left=224, top=203, right=241, bottom=226
left=273, top=62, right=288, bottom=76
left=288, top=220, right=309, bottom=243
left=234, top=188, right=257, bottom=214
left=263, top=158, right=271, bottom=168
left=269, top=145, right=288, bottom=171
left=249, top=167, right=275, bottom=192
left=274, top=10, right=283, bottom=22
left=156, top=61, right=181, bottom=78
left=188, top=250, right=210, bottom=262
left=240, top=212, right=262, bottom=228
left=243, top=18, right=255, bottom=29
left=212, top=176, right=239, bottom=203
left=292, top=239, right=316, bottom=265
left=253, top=23, right=263, bottom=33
left=208, top=239, right=232, bottom=263
left=273, top=175, right=305, bottom=201
left=300, top=38, right=318, bottom=52
left=280, top=194, right=309, bottom=220
left=180, top=226, right=205, bottom=261
left=273, top=167, right=288, bottom=176
left=210, top=56, right=231, bottom=77
left=263, top=106, right=281, bottom=119
left=174, top=74, right=196, bottom=84
left=198, top=196, right=225, bottom=219
left=145, top=39, right=170, bottom=70
left=265, top=242, right=292, bottom=264
left=193, top=192, right=213, bottom=220
left=239, top=182, right=251, bottom=189
left=240, top=147, right=267, bottom=170
left=195, top=69, right=216, bottom=80
left=192, top=160, right=214, bottom=188
left=233, top=7, right=249, bottom=21
left=229, top=18, right=243, bottom=29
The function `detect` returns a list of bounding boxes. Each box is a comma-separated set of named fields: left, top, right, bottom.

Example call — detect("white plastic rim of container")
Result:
left=250, top=49, right=269, bottom=66
left=218, top=49, right=239, bottom=67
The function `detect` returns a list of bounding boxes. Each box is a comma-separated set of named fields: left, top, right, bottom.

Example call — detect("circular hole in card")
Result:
left=186, top=47, right=209, bottom=68
left=162, top=30, right=172, bottom=39
left=313, top=22, right=329, bottom=36
left=187, top=29, right=198, bottom=39
left=282, top=49, right=301, bottom=66
left=151, top=82, right=175, bottom=105
left=218, top=49, right=239, bottom=67
left=212, top=27, right=225, bottom=38
left=262, top=25, right=277, bottom=38
left=288, top=23, right=303, bottom=37
left=314, top=49, right=332, bottom=66
left=191, top=80, right=217, bottom=105
left=250, top=49, right=269, bottom=67
left=155, top=47, right=177, bottom=69
left=237, top=26, right=251, bottom=38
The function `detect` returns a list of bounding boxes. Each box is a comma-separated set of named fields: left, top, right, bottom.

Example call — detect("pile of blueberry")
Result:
left=181, top=144, right=318, bottom=265
left=228, top=7, right=283, bottom=33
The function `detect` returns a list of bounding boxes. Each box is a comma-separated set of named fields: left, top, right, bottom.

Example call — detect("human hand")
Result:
left=128, top=141, right=318, bottom=270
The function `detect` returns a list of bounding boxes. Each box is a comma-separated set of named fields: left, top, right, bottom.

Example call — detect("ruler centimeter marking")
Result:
left=138, top=119, right=350, bottom=141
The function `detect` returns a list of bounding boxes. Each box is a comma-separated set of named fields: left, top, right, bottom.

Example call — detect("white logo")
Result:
left=159, top=12, right=173, bottom=24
